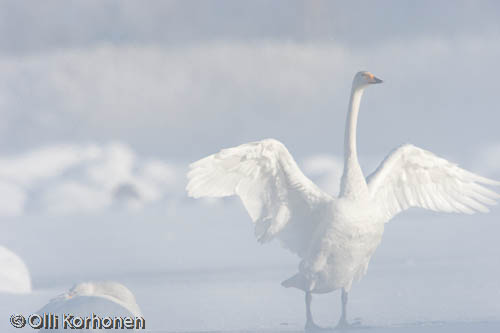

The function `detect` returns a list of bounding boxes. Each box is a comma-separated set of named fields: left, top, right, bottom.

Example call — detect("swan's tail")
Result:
left=281, top=273, right=309, bottom=291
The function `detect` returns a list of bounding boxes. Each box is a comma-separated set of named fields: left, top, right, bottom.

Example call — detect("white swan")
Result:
left=0, top=245, right=31, bottom=294
left=38, top=281, right=142, bottom=331
left=186, top=71, right=500, bottom=330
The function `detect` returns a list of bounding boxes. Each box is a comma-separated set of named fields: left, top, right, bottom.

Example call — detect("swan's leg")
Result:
left=336, top=288, right=349, bottom=329
left=305, top=292, right=315, bottom=328
left=304, top=292, right=328, bottom=331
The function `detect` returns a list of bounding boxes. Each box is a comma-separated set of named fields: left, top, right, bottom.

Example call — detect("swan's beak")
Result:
left=371, top=76, right=383, bottom=84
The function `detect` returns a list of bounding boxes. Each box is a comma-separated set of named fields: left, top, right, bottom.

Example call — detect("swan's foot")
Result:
left=334, top=317, right=362, bottom=331
left=305, top=320, right=333, bottom=332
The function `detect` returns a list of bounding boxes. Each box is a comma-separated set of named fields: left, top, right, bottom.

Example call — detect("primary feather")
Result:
left=367, top=144, right=500, bottom=220
left=187, top=138, right=334, bottom=257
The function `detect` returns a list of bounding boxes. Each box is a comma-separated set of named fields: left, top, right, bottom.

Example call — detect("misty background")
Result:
left=0, top=1, right=499, bottom=331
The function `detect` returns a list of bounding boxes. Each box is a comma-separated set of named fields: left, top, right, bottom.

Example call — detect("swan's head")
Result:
left=353, top=71, right=383, bottom=90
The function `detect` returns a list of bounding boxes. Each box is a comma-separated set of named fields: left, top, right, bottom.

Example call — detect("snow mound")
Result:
left=0, top=246, right=31, bottom=294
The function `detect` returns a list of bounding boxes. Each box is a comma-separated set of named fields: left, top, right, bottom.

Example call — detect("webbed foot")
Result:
left=305, top=320, right=334, bottom=332
left=335, top=317, right=362, bottom=330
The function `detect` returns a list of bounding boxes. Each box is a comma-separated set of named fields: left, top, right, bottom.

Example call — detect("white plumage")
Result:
left=188, top=139, right=334, bottom=257
left=367, top=144, right=500, bottom=220
left=0, top=246, right=31, bottom=294
left=186, top=71, right=499, bottom=330
left=38, top=281, right=142, bottom=332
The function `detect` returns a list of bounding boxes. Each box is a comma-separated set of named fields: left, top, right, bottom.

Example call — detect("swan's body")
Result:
left=186, top=71, right=499, bottom=329
left=38, top=281, right=142, bottom=332
left=283, top=195, right=384, bottom=294
left=40, top=281, right=142, bottom=317
left=0, top=245, right=31, bottom=294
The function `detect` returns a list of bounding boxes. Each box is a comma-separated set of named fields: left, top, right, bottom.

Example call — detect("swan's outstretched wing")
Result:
left=186, top=139, right=334, bottom=257
left=367, top=144, right=500, bottom=221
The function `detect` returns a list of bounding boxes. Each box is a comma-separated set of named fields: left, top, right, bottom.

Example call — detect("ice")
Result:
left=1, top=200, right=499, bottom=332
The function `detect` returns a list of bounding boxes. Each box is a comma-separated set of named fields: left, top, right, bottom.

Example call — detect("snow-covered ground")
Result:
left=1, top=192, right=499, bottom=332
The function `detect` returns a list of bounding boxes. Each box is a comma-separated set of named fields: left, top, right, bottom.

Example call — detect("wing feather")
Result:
left=367, top=144, right=500, bottom=220
left=186, top=139, right=334, bottom=257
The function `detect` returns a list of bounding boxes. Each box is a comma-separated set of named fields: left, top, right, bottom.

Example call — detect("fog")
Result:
left=0, top=1, right=499, bottom=332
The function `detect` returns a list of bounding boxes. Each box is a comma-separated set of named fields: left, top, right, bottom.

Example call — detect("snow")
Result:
left=0, top=143, right=183, bottom=216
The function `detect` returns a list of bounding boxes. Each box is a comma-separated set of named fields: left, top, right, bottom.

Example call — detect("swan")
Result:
left=186, top=71, right=500, bottom=330
left=0, top=245, right=31, bottom=294
left=38, top=281, right=142, bottom=331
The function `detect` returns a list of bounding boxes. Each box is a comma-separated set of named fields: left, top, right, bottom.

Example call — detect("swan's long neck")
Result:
left=340, top=86, right=368, bottom=199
